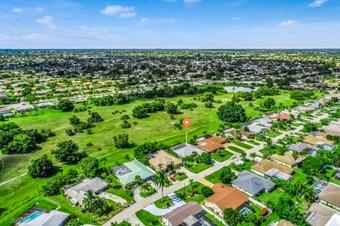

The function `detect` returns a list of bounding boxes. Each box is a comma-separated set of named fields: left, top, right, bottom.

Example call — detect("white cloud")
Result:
left=309, top=0, right=327, bottom=7
left=184, top=0, right=202, bottom=5
left=100, top=5, right=136, bottom=18
left=140, top=17, right=176, bottom=25
left=12, top=8, right=23, bottom=13
left=36, top=16, right=56, bottom=29
left=279, top=20, right=296, bottom=27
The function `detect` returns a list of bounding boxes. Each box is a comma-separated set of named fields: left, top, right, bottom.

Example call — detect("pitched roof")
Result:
left=170, top=143, right=204, bottom=158
left=288, top=142, right=317, bottom=153
left=270, top=152, right=297, bottom=167
left=303, top=135, right=334, bottom=146
left=232, top=171, right=275, bottom=196
left=319, top=184, right=340, bottom=209
left=277, top=219, right=295, bottom=226
left=307, top=203, right=336, bottom=226
left=149, top=150, right=182, bottom=170
left=269, top=112, right=291, bottom=121
left=206, top=184, right=248, bottom=210
left=20, top=210, right=70, bottom=226
left=198, top=136, right=225, bottom=153
left=65, top=177, right=108, bottom=204
left=252, top=159, right=294, bottom=175
left=163, top=202, right=204, bottom=226
left=114, top=160, right=155, bottom=185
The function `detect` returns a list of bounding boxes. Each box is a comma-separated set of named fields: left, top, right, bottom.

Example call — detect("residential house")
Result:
left=65, top=177, right=108, bottom=205
left=18, top=210, right=69, bottom=226
left=162, top=202, right=207, bottom=226
left=255, top=117, right=273, bottom=128
left=288, top=142, right=318, bottom=154
left=113, top=160, right=155, bottom=186
left=198, top=136, right=225, bottom=153
left=268, top=112, right=291, bottom=121
left=303, top=134, right=334, bottom=150
left=170, top=143, right=204, bottom=158
left=270, top=151, right=304, bottom=167
left=247, top=123, right=266, bottom=134
left=306, top=203, right=337, bottom=226
left=231, top=171, right=276, bottom=196
left=251, top=159, right=294, bottom=181
left=206, top=183, right=248, bottom=216
left=149, top=150, right=182, bottom=171
left=324, top=120, right=340, bottom=137
left=319, top=184, right=340, bottom=210
left=276, top=220, right=295, bottom=226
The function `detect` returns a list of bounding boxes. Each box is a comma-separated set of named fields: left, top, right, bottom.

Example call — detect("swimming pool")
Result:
left=19, top=211, right=44, bottom=224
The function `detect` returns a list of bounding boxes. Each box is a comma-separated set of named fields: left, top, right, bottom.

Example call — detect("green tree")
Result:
left=81, top=157, right=100, bottom=178
left=224, top=208, right=245, bottom=226
left=28, top=155, right=54, bottom=178
left=217, top=101, right=247, bottom=123
left=52, top=140, right=84, bottom=164
left=155, top=170, right=167, bottom=199
left=165, top=102, right=178, bottom=115
left=113, top=134, right=130, bottom=148
left=260, top=97, right=276, bottom=111
left=219, top=167, right=236, bottom=184
left=57, top=99, right=74, bottom=112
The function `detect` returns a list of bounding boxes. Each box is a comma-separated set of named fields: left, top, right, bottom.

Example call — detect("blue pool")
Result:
left=19, top=211, right=44, bottom=224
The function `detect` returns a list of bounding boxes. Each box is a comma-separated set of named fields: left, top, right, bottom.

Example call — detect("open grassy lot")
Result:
left=230, top=159, right=255, bottom=171
left=211, top=149, right=233, bottom=162
left=205, top=167, right=228, bottom=184
left=0, top=90, right=322, bottom=225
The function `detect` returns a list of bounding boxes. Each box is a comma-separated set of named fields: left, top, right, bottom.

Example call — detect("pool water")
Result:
left=19, top=211, right=44, bottom=224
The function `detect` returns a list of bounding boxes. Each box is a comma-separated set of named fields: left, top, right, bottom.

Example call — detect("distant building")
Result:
left=288, top=142, right=318, bottom=153
left=324, top=120, right=340, bottom=137
left=270, top=151, right=304, bottom=167
left=65, top=177, right=108, bottom=205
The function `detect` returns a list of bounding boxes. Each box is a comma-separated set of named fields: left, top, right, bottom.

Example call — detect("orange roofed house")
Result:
left=268, top=112, right=291, bottom=121
left=205, top=183, right=248, bottom=216
left=198, top=136, right=225, bottom=153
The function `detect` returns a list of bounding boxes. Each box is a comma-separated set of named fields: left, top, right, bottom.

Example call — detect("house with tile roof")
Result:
left=205, top=183, right=248, bottom=216
left=149, top=150, right=182, bottom=171
left=251, top=159, right=294, bottom=181
left=198, top=136, right=225, bottom=153
left=319, top=184, right=340, bottom=211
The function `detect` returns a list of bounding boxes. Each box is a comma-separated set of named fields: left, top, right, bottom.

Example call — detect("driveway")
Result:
left=144, top=193, right=185, bottom=216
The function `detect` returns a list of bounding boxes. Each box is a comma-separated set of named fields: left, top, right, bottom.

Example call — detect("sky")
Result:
left=0, top=0, right=339, bottom=49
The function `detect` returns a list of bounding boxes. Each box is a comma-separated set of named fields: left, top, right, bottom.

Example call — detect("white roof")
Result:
left=20, top=210, right=69, bottom=226
left=170, top=143, right=204, bottom=158
left=326, top=213, right=340, bottom=226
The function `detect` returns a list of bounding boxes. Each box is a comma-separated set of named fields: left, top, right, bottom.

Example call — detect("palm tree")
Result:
left=155, top=170, right=167, bottom=200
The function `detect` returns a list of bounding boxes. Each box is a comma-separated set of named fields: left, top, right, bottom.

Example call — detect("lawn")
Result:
left=264, top=130, right=282, bottom=138
left=175, top=182, right=207, bottom=204
left=211, top=150, right=233, bottom=162
left=231, top=140, right=253, bottom=149
left=184, top=161, right=213, bottom=173
left=154, top=196, right=173, bottom=209
left=227, top=146, right=245, bottom=154
left=256, top=188, right=285, bottom=205
left=136, top=209, right=162, bottom=226
left=230, top=159, right=255, bottom=172
left=204, top=212, right=225, bottom=226
left=106, top=176, right=135, bottom=204
left=205, top=167, right=228, bottom=184
left=174, top=172, right=188, bottom=181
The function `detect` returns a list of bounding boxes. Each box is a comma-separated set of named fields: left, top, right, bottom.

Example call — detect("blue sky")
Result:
left=0, top=0, right=339, bottom=48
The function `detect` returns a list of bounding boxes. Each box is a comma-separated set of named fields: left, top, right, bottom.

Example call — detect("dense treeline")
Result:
left=0, top=122, right=54, bottom=154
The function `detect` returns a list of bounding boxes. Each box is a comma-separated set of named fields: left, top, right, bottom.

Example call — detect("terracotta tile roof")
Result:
left=198, top=136, right=225, bottom=153
left=206, top=183, right=248, bottom=210
left=149, top=150, right=182, bottom=170
left=269, top=112, right=291, bottom=121
left=252, top=159, right=294, bottom=175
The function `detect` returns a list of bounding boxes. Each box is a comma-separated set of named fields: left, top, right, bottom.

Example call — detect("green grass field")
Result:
left=0, top=90, right=322, bottom=225
left=231, top=140, right=253, bottom=149
left=211, top=150, right=233, bottom=162
left=227, top=145, right=245, bottom=154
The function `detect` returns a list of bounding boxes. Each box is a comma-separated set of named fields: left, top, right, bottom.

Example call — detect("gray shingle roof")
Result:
left=170, top=143, right=204, bottom=158
left=232, top=171, right=275, bottom=196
